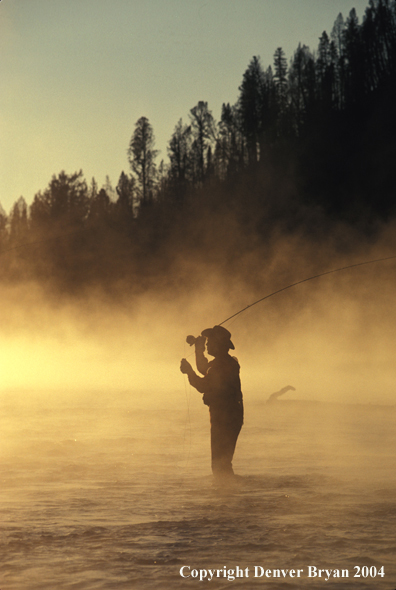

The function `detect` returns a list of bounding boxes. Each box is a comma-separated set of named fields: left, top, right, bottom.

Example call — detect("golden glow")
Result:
left=0, top=243, right=395, bottom=407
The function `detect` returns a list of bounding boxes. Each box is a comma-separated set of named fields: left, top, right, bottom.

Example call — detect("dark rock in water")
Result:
left=266, top=385, right=296, bottom=403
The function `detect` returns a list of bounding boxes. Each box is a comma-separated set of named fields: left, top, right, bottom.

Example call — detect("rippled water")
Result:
left=1, top=394, right=395, bottom=589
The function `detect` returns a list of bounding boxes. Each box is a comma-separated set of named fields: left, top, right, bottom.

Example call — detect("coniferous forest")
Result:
left=2, top=1, right=396, bottom=296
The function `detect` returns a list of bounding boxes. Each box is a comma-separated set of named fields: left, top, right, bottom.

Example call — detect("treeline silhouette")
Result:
left=2, top=1, right=396, bottom=295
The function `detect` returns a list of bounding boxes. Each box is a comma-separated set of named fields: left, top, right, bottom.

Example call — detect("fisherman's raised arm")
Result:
left=194, top=335, right=209, bottom=375
left=185, top=334, right=209, bottom=375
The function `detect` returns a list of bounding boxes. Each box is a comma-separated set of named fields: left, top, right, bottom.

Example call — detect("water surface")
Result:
left=1, top=396, right=395, bottom=589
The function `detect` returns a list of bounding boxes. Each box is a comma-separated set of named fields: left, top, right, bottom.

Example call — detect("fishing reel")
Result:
left=186, top=334, right=206, bottom=348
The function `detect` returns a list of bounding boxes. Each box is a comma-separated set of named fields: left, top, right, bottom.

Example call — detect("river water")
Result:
left=1, top=393, right=395, bottom=589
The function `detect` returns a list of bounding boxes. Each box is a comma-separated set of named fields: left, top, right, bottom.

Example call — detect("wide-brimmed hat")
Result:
left=201, top=325, right=235, bottom=350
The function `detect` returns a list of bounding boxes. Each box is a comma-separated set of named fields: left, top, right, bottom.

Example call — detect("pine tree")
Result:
left=238, top=56, right=264, bottom=164
left=188, top=102, right=216, bottom=184
left=127, top=117, right=158, bottom=206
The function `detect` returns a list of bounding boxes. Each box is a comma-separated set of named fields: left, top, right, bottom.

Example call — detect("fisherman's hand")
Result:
left=180, top=358, right=193, bottom=375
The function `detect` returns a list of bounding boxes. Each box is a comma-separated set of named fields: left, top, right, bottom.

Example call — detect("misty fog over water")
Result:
left=1, top=243, right=396, bottom=588
left=1, top=394, right=395, bottom=589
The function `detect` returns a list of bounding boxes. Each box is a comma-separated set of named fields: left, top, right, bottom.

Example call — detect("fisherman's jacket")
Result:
left=188, top=354, right=244, bottom=421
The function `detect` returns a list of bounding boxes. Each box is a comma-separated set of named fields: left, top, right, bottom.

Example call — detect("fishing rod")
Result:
left=218, top=254, right=396, bottom=327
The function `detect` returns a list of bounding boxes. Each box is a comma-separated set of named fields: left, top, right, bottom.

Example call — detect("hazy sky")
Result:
left=1, top=0, right=371, bottom=213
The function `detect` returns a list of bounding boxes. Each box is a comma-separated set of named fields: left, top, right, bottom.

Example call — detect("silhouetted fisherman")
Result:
left=180, top=325, right=243, bottom=479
